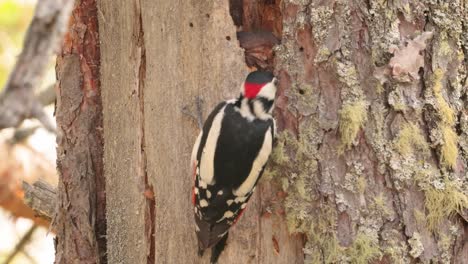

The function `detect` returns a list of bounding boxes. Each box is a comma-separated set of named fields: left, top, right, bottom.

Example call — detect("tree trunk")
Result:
left=55, top=0, right=467, bottom=263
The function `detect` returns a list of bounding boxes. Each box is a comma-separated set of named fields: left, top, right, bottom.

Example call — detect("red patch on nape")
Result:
left=244, top=82, right=264, bottom=99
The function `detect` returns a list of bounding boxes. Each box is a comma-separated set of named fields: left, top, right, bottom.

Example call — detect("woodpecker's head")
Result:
left=242, top=71, right=277, bottom=101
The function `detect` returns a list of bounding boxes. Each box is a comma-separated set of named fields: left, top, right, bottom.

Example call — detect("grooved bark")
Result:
left=55, top=1, right=106, bottom=263
left=272, top=1, right=467, bottom=263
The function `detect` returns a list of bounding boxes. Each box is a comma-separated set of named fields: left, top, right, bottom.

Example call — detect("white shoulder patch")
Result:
left=233, top=126, right=273, bottom=197
left=199, top=105, right=226, bottom=184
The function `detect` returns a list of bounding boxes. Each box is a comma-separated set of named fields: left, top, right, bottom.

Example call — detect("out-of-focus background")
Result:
left=0, top=0, right=56, bottom=263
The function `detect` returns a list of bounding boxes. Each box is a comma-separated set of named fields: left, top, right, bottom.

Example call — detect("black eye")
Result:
left=273, top=78, right=279, bottom=86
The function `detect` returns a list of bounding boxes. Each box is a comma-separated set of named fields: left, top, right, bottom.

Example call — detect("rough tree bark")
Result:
left=55, top=0, right=467, bottom=263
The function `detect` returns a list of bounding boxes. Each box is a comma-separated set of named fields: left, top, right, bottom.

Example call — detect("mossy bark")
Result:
left=55, top=0, right=467, bottom=263
left=272, top=0, right=467, bottom=263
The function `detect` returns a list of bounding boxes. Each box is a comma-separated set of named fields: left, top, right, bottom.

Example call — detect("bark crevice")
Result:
left=136, top=2, right=155, bottom=263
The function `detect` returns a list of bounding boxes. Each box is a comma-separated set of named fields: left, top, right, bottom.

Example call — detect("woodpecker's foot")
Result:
left=182, top=96, right=204, bottom=130
left=210, top=232, right=229, bottom=264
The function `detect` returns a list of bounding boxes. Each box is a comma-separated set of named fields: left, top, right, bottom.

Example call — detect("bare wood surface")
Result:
left=142, top=0, right=303, bottom=263
left=0, top=0, right=74, bottom=132
left=98, top=1, right=150, bottom=263
left=98, top=0, right=303, bottom=263
left=23, top=180, right=57, bottom=222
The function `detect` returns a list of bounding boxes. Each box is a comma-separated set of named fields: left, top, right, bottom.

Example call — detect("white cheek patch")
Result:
left=256, top=82, right=276, bottom=100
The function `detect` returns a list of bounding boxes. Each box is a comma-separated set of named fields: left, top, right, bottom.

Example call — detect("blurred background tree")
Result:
left=0, top=0, right=56, bottom=263
left=0, top=0, right=34, bottom=88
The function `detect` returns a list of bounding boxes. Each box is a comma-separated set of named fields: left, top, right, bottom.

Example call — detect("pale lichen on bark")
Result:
left=271, top=0, right=467, bottom=263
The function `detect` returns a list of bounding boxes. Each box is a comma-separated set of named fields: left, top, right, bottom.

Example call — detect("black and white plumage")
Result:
left=191, top=71, right=277, bottom=263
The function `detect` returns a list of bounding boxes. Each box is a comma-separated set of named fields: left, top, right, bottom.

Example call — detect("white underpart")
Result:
left=233, top=126, right=273, bottom=197
left=190, top=132, right=202, bottom=168
left=256, top=81, right=277, bottom=100
left=199, top=106, right=226, bottom=184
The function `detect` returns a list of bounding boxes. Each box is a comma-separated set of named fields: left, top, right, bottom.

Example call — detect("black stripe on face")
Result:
left=256, top=97, right=274, bottom=113
left=234, top=94, right=243, bottom=108
left=248, top=99, right=255, bottom=114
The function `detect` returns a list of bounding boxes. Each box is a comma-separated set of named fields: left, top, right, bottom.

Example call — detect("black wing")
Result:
left=214, top=103, right=273, bottom=188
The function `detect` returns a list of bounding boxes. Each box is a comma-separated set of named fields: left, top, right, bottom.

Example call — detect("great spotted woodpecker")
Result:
left=191, top=71, right=277, bottom=263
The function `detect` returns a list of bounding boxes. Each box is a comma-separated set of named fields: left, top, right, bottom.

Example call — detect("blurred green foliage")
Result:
left=0, top=0, right=34, bottom=90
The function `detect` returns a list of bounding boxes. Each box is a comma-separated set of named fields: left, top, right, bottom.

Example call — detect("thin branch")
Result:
left=0, top=0, right=75, bottom=132
left=22, top=180, right=57, bottom=222
left=2, top=225, right=38, bottom=264
left=36, top=83, right=57, bottom=107
left=8, top=126, right=40, bottom=145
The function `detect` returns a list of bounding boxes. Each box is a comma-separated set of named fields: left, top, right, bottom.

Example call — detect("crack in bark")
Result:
left=136, top=2, right=155, bottom=263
